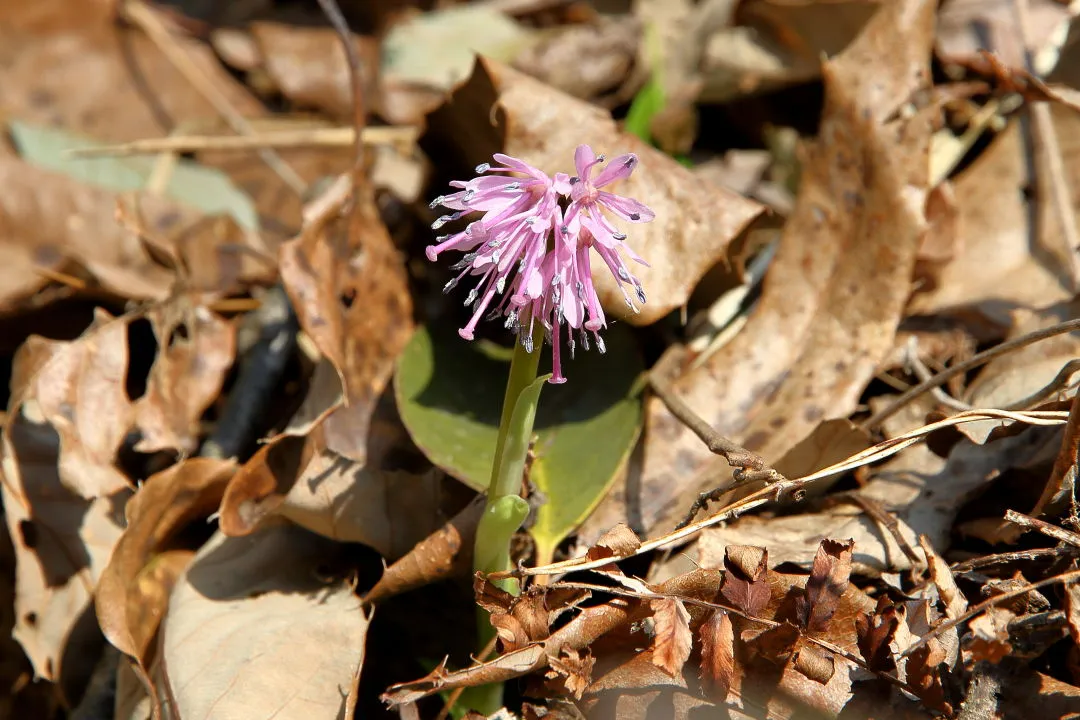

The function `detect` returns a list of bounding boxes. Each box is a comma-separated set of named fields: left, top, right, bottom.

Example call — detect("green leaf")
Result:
left=395, top=324, right=643, bottom=562
left=7, top=120, right=259, bottom=231
left=624, top=77, right=665, bottom=144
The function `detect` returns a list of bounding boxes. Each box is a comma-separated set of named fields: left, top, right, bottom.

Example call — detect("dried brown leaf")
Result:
left=586, top=522, right=641, bottom=562
left=650, top=597, right=693, bottom=677
left=792, top=644, right=835, bottom=685
left=1066, top=581, right=1080, bottom=647
left=279, top=174, right=414, bottom=462
left=798, top=538, right=855, bottom=634
left=720, top=545, right=771, bottom=618
left=1, top=311, right=136, bottom=681
left=133, top=300, right=236, bottom=454
left=161, top=524, right=369, bottom=718
left=96, top=457, right=234, bottom=670
left=422, top=57, right=764, bottom=327
left=547, top=647, right=595, bottom=700
left=906, top=638, right=953, bottom=716
left=698, top=609, right=735, bottom=697
left=607, top=0, right=938, bottom=534
left=856, top=597, right=900, bottom=672
left=964, top=607, right=1016, bottom=665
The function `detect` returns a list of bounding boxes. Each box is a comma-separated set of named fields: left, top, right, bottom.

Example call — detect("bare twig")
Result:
left=863, top=318, right=1080, bottom=429
left=899, top=568, right=1080, bottom=659
left=649, top=375, right=787, bottom=529
left=906, top=337, right=974, bottom=412
left=1014, top=0, right=1080, bottom=290
left=314, top=0, right=366, bottom=176
left=64, top=126, right=418, bottom=158
left=952, top=546, right=1080, bottom=574
left=122, top=0, right=307, bottom=193
left=842, top=494, right=922, bottom=565
left=1004, top=509, right=1080, bottom=548
left=434, top=635, right=499, bottom=720
left=501, top=408, right=1069, bottom=581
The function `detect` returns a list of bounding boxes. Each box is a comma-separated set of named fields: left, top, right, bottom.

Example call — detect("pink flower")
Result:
left=427, top=146, right=653, bottom=383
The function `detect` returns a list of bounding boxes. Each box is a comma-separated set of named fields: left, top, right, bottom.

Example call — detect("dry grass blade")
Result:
left=63, top=126, right=418, bottom=157
left=502, top=408, right=1069, bottom=580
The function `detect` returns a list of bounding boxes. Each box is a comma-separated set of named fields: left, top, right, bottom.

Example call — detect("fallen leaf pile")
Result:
left=2, top=0, right=1080, bottom=718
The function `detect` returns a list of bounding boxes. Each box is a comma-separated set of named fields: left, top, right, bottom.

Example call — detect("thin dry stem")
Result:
left=864, top=318, right=1080, bottom=429
left=122, top=0, right=307, bottom=193
left=1004, top=509, right=1080, bottom=548
left=649, top=374, right=787, bottom=528
left=64, top=126, right=418, bottom=158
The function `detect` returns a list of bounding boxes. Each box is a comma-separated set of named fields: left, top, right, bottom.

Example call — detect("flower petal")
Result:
left=593, top=153, right=638, bottom=188
left=574, top=145, right=597, bottom=180
left=597, top=192, right=655, bottom=222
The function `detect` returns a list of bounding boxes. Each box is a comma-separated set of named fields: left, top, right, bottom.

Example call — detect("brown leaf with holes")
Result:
left=649, top=597, right=693, bottom=677
left=1, top=310, right=135, bottom=682
left=720, top=545, right=771, bottom=618
left=133, top=300, right=236, bottom=454
left=698, top=609, right=736, bottom=697
left=797, top=538, right=854, bottom=634
left=279, top=174, right=414, bottom=462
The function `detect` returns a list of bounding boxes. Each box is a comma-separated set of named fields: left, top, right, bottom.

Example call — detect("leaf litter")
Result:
left=3, top=0, right=1080, bottom=719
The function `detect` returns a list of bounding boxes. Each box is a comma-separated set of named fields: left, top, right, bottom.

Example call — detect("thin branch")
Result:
left=899, top=568, right=1080, bottom=659
left=842, top=494, right=922, bottom=565
left=122, top=0, right=307, bottom=193
left=64, top=126, right=418, bottom=158
left=649, top=374, right=787, bottom=528
left=951, top=546, right=1080, bottom=574
left=863, top=318, right=1080, bottom=429
left=1003, top=509, right=1080, bottom=548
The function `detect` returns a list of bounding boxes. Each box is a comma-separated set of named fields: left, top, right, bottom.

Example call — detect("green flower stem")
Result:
left=469, top=327, right=547, bottom=715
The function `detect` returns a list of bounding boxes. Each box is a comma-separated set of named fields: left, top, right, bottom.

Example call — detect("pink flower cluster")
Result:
left=427, top=145, right=654, bottom=384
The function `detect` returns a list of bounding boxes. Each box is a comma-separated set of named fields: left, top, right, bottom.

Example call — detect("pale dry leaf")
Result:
left=907, top=110, right=1080, bottom=327
left=1065, top=581, right=1080, bottom=645
left=596, top=0, right=938, bottom=535
left=964, top=607, right=1017, bottom=665
left=919, top=535, right=967, bottom=621
left=649, top=597, right=693, bottom=676
left=936, top=0, right=1073, bottom=70
left=162, top=524, right=369, bottom=720
left=719, top=545, right=771, bottom=618
left=422, top=57, right=764, bottom=327
left=586, top=522, right=642, bottom=562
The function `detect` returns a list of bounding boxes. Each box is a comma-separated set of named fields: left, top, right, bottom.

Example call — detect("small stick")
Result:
left=951, top=546, right=1080, bottom=574
left=649, top=375, right=787, bottom=528
left=899, top=567, right=1080, bottom=659
left=64, top=126, right=418, bottom=158
left=1014, top=0, right=1080, bottom=290
left=843, top=494, right=922, bottom=565
left=122, top=0, right=307, bottom=194
left=1003, top=509, right=1080, bottom=548
left=863, top=318, right=1080, bottom=429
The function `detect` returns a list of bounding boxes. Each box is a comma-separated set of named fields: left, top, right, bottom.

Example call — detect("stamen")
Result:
left=582, top=331, right=591, bottom=352
left=428, top=195, right=444, bottom=209
left=568, top=338, right=576, bottom=359
left=597, top=154, right=606, bottom=162
left=636, top=287, right=647, bottom=305
left=464, top=288, right=478, bottom=307
left=629, top=213, right=640, bottom=221
left=496, top=276, right=507, bottom=294
left=475, top=163, right=491, bottom=173
left=596, top=334, right=607, bottom=354
left=613, top=231, right=627, bottom=240
left=618, top=267, right=631, bottom=282
left=569, top=177, right=580, bottom=185
left=522, top=333, right=535, bottom=353
left=575, top=281, right=585, bottom=299
left=443, top=278, right=459, bottom=294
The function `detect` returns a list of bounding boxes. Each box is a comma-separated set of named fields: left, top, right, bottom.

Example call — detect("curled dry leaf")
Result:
left=856, top=597, right=901, bottom=673
left=604, top=0, right=937, bottom=534
left=720, top=545, right=771, bottom=618
left=649, top=597, right=693, bottom=677
left=279, top=173, right=414, bottom=462
left=421, top=56, right=764, bottom=327
left=161, top=524, right=369, bottom=719
left=0, top=310, right=135, bottom=681
left=586, top=522, right=642, bottom=562
left=96, top=458, right=235, bottom=668
left=133, top=300, right=236, bottom=454
left=919, top=535, right=967, bottom=621
left=798, top=538, right=855, bottom=635
left=547, top=647, right=595, bottom=700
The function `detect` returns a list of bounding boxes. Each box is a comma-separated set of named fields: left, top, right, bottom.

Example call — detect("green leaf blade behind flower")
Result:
left=394, top=324, right=644, bottom=560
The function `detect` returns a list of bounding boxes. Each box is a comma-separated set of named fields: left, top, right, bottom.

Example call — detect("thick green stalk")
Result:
left=469, top=328, right=547, bottom=715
